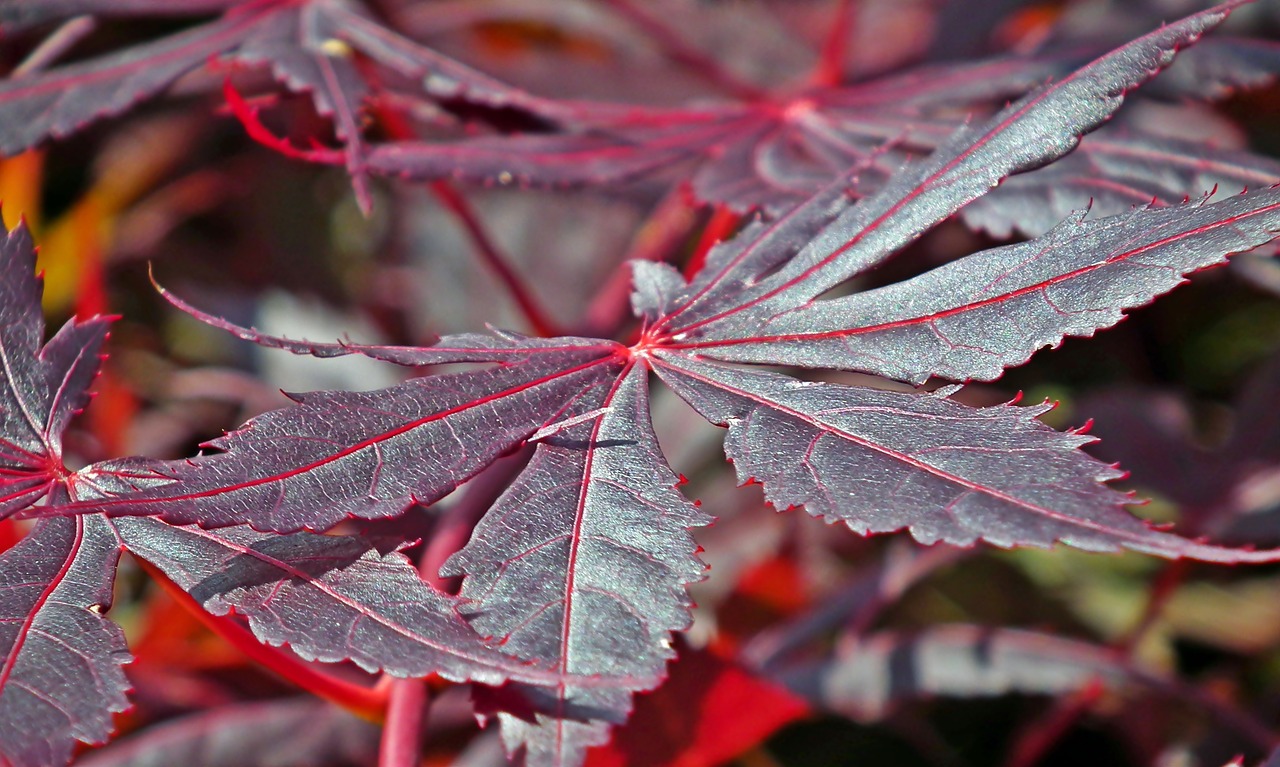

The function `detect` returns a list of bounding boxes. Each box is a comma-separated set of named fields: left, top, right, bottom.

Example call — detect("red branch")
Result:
left=683, top=204, right=741, bottom=280
left=139, top=559, right=387, bottom=721
left=429, top=180, right=559, bottom=337
left=379, top=679, right=429, bottom=767
left=813, top=0, right=856, bottom=87
left=580, top=185, right=700, bottom=338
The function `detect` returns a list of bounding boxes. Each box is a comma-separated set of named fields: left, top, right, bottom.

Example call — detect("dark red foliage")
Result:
left=4, top=2, right=1280, bottom=766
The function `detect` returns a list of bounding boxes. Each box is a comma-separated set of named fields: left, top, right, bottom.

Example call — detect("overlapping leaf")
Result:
left=963, top=127, right=1280, bottom=239
left=64, top=8, right=1280, bottom=764
left=365, top=14, right=1280, bottom=232
left=69, top=337, right=624, bottom=532
left=10, top=0, right=1277, bottom=250
left=642, top=3, right=1242, bottom=336
left=5, top=3, right=1280, bottom=766
left=0, top=0, right=561, bottom=198
left=684, top=187, right=1280, bottom=383
left=0, top=516, right=129, bottom=767
left=0, top=219, right=109, bottom=519
left=112, top=516, right=565, bottom=685
left=444, top=364, right=710, bottom=765
left=652, top=355, right=1280, bottom=560
left=0, top=215, right=132, bottom=767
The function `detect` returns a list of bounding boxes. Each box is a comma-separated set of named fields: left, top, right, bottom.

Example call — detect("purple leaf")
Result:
left=0, top=1, right=240, bottom=30
left=112, top=516, right=557, bottom=685
left=1148, top=37, right=1280, bottom=100
left=0, top=219, right=109, bottom=519
left=0, top=10, right=274, bottom=156
left=227, top=3, right=374, bottom=211
left=151, top=277, right=615, bottom=366
left=322, top=1, right=566, bottom=119
left=364, top=132, right=690, bottom=191
left=685, top=186, right=1280, bottom=384
left=964, top=127, right=1280, bottom=239
left=0, top=0, right=563, bottom=167
left=443, top=363, right=710, bottom=767
left=68, top=340, right=625, bottom=532
left=72, top=698, right=380, bottom=767
left=652, top=354, right=1280, bottom=562
left=645, top=2, right=1241, bottom=336
left=0, top=516, right=129, bottom=767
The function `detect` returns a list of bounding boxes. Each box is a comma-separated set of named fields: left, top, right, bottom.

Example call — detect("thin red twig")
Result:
left=683, top=204, right=740, bottom=280
left=1003, top=679, right=1106, bottom=767
left=13, top=16, right=96, bottom=76
left=812, top=0, right=856, bottom=87
left=139, top=559, right=388, bottom=721
left=379, top=680, right=430, bottom=767
left=372, top=454, right=534, bottom=766
left=419, top=450, right=533, bottom=590
left=1000, top=552, right=1273, bottom=764
left=580, top=185, right=700, bottom=338
left=428, top=180, right=559, bottom=337
left=222, top=79, right=345, bottom=165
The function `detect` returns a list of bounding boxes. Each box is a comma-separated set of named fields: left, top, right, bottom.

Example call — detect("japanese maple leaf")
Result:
left=357, top=8, right=1280, bottom=236
left=0, top=217, right=129, bottom=767
left=0, top=0, right=563, bottom=212
left=0, top=218, right=609, bottom=767
left=0, top=220, right=108, bottom=518
left=53, top=7, right=1280, bottom=765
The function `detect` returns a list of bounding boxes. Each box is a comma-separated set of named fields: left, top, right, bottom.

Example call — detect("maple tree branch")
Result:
left=683, top=204, right=741, bottom=280
left=372, top=455, right=534, bottom=765
left=1003, top=679, right=1107, bottom=767
left=1002, top=554, right=1273, bottom=766
left=138, top=559, right=388, bottom=721
left=599, top=0, right=767, bottom=101
left=579, top=185, right=700, bottom=338
left=742, top=541, right=969, bottom=670
left=379, top=679, right=430, bottom=767
left=812, top=0, right=855, bottom=87
left=428, top=180, right=559, bottom=338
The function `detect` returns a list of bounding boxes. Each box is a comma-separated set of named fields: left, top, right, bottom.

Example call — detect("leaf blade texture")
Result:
left=653, top=354, right=1280, bottom=562
left=687, top=186, right=1280, bottom=383
left=444, top=364, right=711, bottom=767
left=73, top=342, right=624, bottom=533
left=0, top=516, right=129, bottom=767
left=0, top=219, right=108, bottom=519
left=0, top=11, right=266, bottom=155
left=113, top=516, right=556, bottom=686
left=647, top=2, right=1242, bottom=335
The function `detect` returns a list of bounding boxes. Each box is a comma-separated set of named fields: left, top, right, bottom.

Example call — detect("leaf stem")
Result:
left=579, top=186, right=700, bottom=338
left=379, top=679, right=430, bottom=767
left=138, top=559, right=387, bottom=721
left=812, top=0, right=855, bottom=87
left=428, top=181, right=559, bottom=338
left=1001, top=555, right=1274, bottom=765
left=683, top=204, right=740, bottom=280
